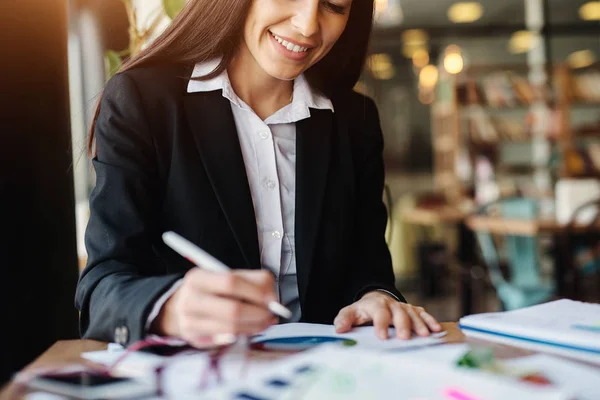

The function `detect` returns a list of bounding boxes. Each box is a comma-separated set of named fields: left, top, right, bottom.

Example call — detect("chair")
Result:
left=473, top=197, right=555, bottom=311
left=563, top=198, right=600, bottom=300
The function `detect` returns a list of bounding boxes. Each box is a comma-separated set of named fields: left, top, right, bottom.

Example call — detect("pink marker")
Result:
left=443, top=387, right=482, bottom=400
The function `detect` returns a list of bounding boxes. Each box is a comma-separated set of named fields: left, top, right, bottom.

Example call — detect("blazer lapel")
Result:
left=183, top=91, right=260, bottom=270
left=295, top=108, right=333, bottom=306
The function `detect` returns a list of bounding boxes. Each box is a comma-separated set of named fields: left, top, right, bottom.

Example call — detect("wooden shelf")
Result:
left=432, top=62, right=600, bottom=196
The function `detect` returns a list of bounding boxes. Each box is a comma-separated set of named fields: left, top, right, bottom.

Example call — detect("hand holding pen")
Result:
left=150, top=231, right=291, bottom=348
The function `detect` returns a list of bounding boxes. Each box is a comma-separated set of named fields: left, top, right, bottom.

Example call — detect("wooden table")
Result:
left=465, top=216, right=600, bottom=236
left=466, top=215, right=600, bottom=299
left=5, top=322, right=591, bottom=400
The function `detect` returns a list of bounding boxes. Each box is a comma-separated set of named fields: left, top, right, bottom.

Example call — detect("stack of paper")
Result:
left=459, top=299, right=600, bottom=364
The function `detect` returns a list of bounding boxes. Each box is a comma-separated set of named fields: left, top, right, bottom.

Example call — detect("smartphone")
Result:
left=27, top=370, right=156, bottom=399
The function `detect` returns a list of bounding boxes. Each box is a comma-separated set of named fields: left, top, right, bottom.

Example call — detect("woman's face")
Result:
left=242, top=0, right=352, bottom=81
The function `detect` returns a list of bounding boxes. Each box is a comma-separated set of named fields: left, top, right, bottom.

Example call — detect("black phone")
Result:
left=27, top=370, right=155, bottom=399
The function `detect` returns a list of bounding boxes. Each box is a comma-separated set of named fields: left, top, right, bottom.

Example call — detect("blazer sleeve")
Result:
left=75, top=72, right=184, bottom=345
left=345, top=97, right=406, bottom=304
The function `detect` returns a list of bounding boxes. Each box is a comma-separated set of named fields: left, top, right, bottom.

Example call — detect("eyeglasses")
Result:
left=14, top=335, right=304, bottom=399
left=109, top=335, right=255, bottom=396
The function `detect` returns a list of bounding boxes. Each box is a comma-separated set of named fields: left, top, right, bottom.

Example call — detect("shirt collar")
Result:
left=187, top=59, right=333, bottom=124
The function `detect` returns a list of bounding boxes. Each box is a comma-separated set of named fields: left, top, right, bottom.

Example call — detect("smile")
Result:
left=269, top=31, right=310, bottom=53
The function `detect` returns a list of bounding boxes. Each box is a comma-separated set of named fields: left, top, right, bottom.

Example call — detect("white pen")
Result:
left=162, top=231, right=292, bottom=319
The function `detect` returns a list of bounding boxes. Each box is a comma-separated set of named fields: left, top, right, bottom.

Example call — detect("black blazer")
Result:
left=75, top=64, right=405, bottom=345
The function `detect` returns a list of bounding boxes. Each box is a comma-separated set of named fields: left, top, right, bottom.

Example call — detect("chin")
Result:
left=263, top=64, right=304, bottom=81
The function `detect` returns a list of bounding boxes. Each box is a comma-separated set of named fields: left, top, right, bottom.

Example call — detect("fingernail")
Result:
left=213, top=333, right=237, bottom=346
left=400, top=329, right=410, bottom=339
left=377, top=329, right=387, bottom=340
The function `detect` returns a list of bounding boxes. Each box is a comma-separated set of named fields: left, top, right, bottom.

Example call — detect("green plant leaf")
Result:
left=104, top=50, right=123, bottom=81
left=163, top=0, right=185, bottom=19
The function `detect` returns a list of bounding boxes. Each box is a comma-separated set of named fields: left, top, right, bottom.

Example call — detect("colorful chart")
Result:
left=251, top=336, right=357, bottom=352
left=572, top=321, right=600, bottom=334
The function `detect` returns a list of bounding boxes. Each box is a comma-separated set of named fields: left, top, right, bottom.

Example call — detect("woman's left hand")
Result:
left=333, top=291, right=443, bottom=340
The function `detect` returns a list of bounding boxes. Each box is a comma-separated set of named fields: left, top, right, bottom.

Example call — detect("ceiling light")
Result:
left=567, top=50, right=596, bottom=69
left=375, top=0, right=389, bottom=12
left=444, top=53, right=464, bottom=74
left=508, top=30, right=537, bottom=54
left=448, top=2, right=484, bottom=23
left=579, top=1, right=600, bottom=20
left=412, top=49, right=430, bottom=68
left=374, top=0, right=404, bottom=27
left=419, top=65, right=439, bottom=88
left=403, top=43, right=428, bottom=59
left=368, top=53, right=395, bottom=80
left=402, top=29, right=429, bottom=45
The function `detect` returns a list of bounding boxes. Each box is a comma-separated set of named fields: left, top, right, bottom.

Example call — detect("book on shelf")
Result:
left=472, top=71, right=546, bottom=108
left=571, top=71, right=600, bottom=103
left=468, top=106, right=531, bottom=144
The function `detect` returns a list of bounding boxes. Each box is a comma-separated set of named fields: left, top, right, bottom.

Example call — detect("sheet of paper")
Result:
left=393, top=343, right=471, bottom=364
left=26, top=394, right=68, bottom=400
left=501, top=354, right=600, bottom=400
left=206, top=345, right=570, bottom=400
left=463, top=329, right=600, bottom=365
left=251, top=322, right=447, bottom=351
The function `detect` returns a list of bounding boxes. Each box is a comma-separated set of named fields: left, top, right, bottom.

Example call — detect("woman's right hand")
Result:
left=152, top=268, right=278, bottom=347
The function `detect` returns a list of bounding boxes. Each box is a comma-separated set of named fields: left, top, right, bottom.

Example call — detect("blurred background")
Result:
left=1, top=0, right=599, bottom=385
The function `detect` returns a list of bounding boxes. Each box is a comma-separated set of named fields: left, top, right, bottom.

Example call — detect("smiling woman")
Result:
left=76, top=0, right=442, bottom=348
left=89, top=0, right=372, bottom=153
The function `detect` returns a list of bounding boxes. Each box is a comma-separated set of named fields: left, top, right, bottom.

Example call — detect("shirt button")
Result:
left=272, top=230, right=282, bottom=239
left=266, top=180, right=276, bottom=189
left=259, top=131, right=270, bottom=140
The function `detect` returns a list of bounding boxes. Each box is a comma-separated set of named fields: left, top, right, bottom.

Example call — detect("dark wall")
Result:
left=0, top=0, right=79, bottom=384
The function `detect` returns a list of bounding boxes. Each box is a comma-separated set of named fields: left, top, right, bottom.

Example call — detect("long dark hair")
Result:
left=87, top=0, right=375, bottom=156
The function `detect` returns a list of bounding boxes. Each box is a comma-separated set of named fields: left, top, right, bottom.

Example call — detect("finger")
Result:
left=184, top=293, right=273, bottom=324
left=372, top=307, right=393, bottom=340
left=234, top=270, right=277, bottom=301
left=333, top=306, right=356, bottom=333
left=186, top=269, right=274, bottom=307
left=187, top=333, right=238, bottom=349
left=180, top=314, right=274, bottom=342
left=390, top=305, right=411, bottom=339
left=419, top=310, right=442, bottom=332
left=406, top=307, right=430, bottom=337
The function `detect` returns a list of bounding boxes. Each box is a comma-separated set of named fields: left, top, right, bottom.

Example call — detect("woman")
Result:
left=75, top=0, right=442, bottom=348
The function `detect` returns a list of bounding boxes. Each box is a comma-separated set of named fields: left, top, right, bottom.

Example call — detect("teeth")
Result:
left=270, top=32, right=309, bottom=53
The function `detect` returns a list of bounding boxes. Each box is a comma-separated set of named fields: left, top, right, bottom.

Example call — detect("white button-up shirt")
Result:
left=146, top=60, right=333, bottom=326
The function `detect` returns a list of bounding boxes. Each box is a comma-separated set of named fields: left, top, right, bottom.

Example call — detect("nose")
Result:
left=291, top=0, right=319, bottom=38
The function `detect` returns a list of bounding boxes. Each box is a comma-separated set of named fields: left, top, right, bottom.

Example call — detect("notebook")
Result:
left=459, top=299, right=600, bottom=364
